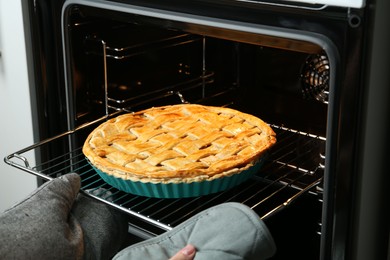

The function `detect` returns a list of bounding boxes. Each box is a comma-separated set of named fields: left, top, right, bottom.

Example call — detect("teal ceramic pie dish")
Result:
left=88, top=157, right=265, bottom=198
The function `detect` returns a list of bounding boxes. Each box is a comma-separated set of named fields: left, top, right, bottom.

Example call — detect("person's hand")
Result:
left=169, top=244, right=196, bottom=260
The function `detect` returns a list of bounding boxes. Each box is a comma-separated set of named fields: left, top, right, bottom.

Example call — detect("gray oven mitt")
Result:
left=0, top=173, right=128, bottom=260
left=113, top=202, right=276, bottom=260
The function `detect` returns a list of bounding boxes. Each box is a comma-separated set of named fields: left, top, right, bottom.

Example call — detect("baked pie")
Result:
left=83, top=104, right=276, bottom=197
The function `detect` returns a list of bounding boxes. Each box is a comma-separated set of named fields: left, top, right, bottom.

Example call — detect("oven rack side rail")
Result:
left=4, top=113, right=111, bottom=177
left=4, top=119, right=325, bottom=236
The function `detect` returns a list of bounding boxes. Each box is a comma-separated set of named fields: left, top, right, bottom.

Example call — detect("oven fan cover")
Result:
left=301, top=53, right=330, bottom=103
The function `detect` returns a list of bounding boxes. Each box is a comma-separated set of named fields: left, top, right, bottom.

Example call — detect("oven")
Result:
left=5, top=0, right=389, bottom=259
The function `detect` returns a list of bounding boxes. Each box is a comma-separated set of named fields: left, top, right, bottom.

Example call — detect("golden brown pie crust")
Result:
left=83, top=104, right=276, bottom=183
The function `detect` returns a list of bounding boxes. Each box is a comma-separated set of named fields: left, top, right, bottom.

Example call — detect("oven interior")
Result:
left=6, top=3, right=332, bottom=258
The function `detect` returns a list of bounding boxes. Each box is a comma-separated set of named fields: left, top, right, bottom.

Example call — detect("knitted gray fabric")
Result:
left=113, top=202, right=276, bottom=260
left=71, top=191, right=129, bottom=259
left=0, top=173, right=128, bottom=260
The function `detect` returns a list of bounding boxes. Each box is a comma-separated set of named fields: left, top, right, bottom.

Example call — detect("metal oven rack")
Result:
left=5, top=118, right=324, bottom=238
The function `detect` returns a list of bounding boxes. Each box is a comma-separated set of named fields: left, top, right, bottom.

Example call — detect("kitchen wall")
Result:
left=0, top=0, right=37, bottom=212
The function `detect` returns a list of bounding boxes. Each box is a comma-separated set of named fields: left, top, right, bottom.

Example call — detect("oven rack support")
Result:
left=92, top=38, right=206, bottom=116
left=4, top=117, right=325, bottom=237
left=83, top=29, right=237, bottom=117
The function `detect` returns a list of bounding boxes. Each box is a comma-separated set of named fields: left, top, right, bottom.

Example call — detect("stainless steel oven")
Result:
left=5, top=0, right=389, bottom=259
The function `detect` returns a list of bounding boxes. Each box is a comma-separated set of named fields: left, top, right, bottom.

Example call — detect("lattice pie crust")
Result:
left=83, top=104, right=276, bottom=184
